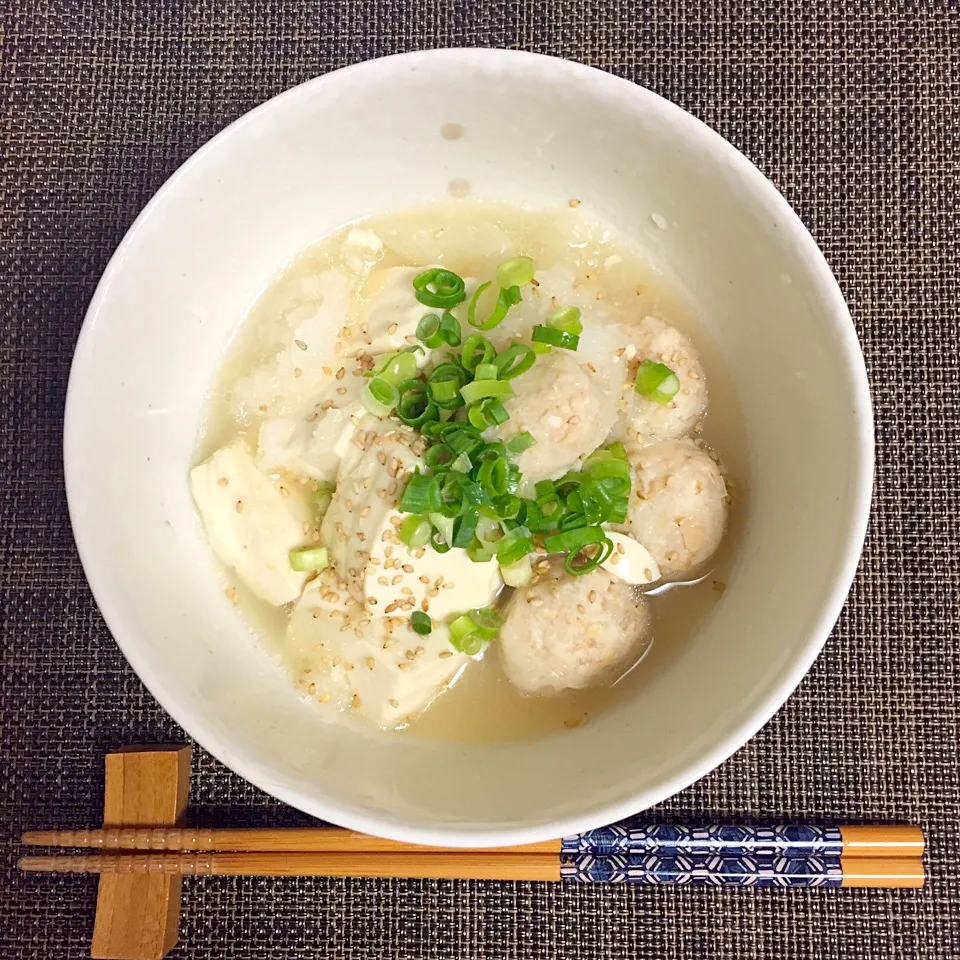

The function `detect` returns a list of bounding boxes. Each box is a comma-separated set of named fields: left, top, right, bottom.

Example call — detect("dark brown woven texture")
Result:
left=2, top=1, right=958, bottom=957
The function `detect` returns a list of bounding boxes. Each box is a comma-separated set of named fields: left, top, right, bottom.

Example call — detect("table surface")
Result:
left=2, top=2, right=958, bottom=958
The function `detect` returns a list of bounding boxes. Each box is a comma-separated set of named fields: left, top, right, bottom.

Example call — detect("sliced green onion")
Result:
left=532, top=325, right=580, bottom=351
left=503, top=285, right=522, bottom=306
left=413, top=268, right=467, bottom=309
left=474, top=362, right=499, bottom=381
left=532, top=340, right=551, bottom=355
left=608, top=498, right=629, bottom=524
left=461, top=334, right=496, bottom=372
left=480, top=441, right=508, bottom=462
left=500, top=554, right=533, bottom=587
left=428, top=512, right=455, bottom=546
left=460, top=379, right=514, bottom=405
left=396, top=379, right=438, bottom=428
left=582, top=450, right=631, bottom=482
left=466, top=281, right=517, bottom=331
left=543, top=526, right=607, bottom=554
left=452, top=510, right=479, bottom=548
left=493, top=343, right=536, bottom=380
left=430, top=529, right=452, bottom=553
left=362, top=377, right=399, bottom=417
left=439, top=312, right=462, bottom=346
left=466, top=544, right=493, bottom=562
left=606, top=440, right=628, bottom=461
left=475, top=512, right=503, bottom=550
left=559, top=510, right=587, bottom=532
left=312, top=484, right=334, bottom=516
left=634, top=359, right=680, bottom=404
left=417, top=313, right=444, bottom=348
left=506, top=461, right=521, bottom=494
left=428, top=363, right=468, bottom=409
left=449, top=615, right=483, bottom=655
left=430, top=378, right=462, bottom=407
left=496, top=256, right=535, bottom=289
left=385, top=350, right=419, bottom=385
left=409, top=611, right=433, bottom=635
left=399, top=471, right=442, bottom=514
left=596, top=474, right=630, bottom=498
left=369, top=346, right=423, bottom=382
left=424, top=443, right=454, bottom=470
left=444, top=425, right=483, bottom=456
left=505, top=431, right=536, bottom=455
left=399, top=515, right=432, bottom=549
left=549, top=306, right=583, bottom=335
left=495, top=525, right=533, bottom=566
left=467, top=397, right=509, bottom=430
left=288, top=546, right=329, bottom=572
left=468, top=606, right=502, bottom=640
left=450, top=452, right=472, bottom=473
left=477, top=456, right=508, bottom=496
left=564, top=536, right=614, bottom=575
left=461, top=479, right=491, bottom=508
left=494, top=494, right=522, bottom=520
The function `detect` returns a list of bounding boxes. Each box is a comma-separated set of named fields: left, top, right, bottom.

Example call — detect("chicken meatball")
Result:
left=499, top=563, right=651, bottom=695
left=493, top=348, right=617, bottom=484
left=617, top=316, right=707, bottom=445
left=627, top=438, right=728, bottom=578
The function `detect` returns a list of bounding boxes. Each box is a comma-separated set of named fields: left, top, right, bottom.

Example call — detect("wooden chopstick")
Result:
left=20, top=827, right=560, bottom=855
left=16, top=851, right=925, bottom=888
left=20, top=824, right=925, bottom=859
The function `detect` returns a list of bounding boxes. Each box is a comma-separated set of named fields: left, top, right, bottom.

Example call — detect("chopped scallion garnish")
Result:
left=496, top=256, right=535, bottom=289
left=467, top=281, right=520, bottom=330
left=505, top=431, right=536, bottom=455
left=467, top=606, right=502, bottom=640
left=439, top=312, right=462, bottom=346
left=473, top=362, right=499, bottom=381
left=493, top=343, right=536, bottom=379
left=467, top=397, right=509, bottom=430
left=634, top=359, right=680, bottom=404
left=399, top=514, right=432, bottom=549
left=532, top=325, right=580, bottom=351
left=399, top=471, right=442, bottom=514
left=395, top=379, right=438, bottom=428
left=416, top=313, right=444, bottom=348
left=500, top=554, right=533, bottom=587
left=409, top=611, right=433, bottom=635
left=460, top=379, right=513, bottom=405
left=449, top=614, right=483, bottom=654
left=288, top=546, right=329, bottom=572
left=549, top=305, right=583, bottom=336
left=362, top=376, right=399, bottom=417
left=494, top=525, right=533, bottom=566
left=461, top=334, right=496, bottom=372
left=413, top=268, right=467, bottom=309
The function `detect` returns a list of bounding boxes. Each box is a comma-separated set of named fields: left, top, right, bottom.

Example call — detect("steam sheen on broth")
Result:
left=193, top=204, right=744, bottom=743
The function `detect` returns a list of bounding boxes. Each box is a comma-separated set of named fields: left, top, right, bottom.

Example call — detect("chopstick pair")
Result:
left=19, top=823, right=926, bottom=888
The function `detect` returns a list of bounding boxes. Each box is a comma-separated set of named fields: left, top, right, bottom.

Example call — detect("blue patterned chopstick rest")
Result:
left=560, top=852, right=844, bottom=887
left=561, top=823, right=844, bottom=857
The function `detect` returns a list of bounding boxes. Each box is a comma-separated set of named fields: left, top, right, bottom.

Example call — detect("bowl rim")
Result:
left=64, top=47, right=874, bottom=847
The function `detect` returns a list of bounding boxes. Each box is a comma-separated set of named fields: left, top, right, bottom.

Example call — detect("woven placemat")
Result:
left=2, top=2, right=958, bottom=957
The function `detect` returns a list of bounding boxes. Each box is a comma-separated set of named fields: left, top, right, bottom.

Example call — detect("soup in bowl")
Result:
left=65, top=50, right=872, bottom=846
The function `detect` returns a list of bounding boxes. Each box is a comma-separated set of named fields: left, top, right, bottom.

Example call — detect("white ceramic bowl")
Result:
left=65, top=49, right=872, bottom=846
